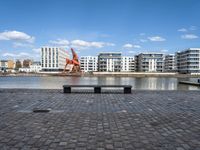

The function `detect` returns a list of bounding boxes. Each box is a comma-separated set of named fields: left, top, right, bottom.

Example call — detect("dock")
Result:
left=179, top=80, right=200, bottom=86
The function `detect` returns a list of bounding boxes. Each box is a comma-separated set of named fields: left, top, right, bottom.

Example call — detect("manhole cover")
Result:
left=33, top=108, right=51, bottom=113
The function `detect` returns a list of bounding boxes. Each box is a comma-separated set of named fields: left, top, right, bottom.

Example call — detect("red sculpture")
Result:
left=63, top=48, right=81, bottom=73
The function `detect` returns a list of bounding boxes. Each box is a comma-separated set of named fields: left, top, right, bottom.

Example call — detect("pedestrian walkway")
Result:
left=0, top=89, right=199, bottom=150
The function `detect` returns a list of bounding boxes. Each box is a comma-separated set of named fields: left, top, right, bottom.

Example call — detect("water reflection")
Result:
left=129, top=77, right=177, bottom=90
left=0, top=76, right=199, bottom=90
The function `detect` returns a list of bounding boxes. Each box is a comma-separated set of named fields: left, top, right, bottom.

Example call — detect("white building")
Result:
left=135, top=53, right=165, bottom=72
left=41, top=47, right=69, bottom=72
left=0, top=60, right=8, bottom=72
left=175, top=48, right=200, bottom=74
left=121, top=56, right=135, bottom=72
left=30, top=62, right=42, bottom=73
left=80, top=56, right=98, bottom=72
left=98, top=52, right=122, bottom=72
left=18, top=62, right=41, bottom=73
left=19, top=68, right=32, bottom=73
left=164, top=54, right=175, bottom=72
left=0, top=60, right=8, bottom=68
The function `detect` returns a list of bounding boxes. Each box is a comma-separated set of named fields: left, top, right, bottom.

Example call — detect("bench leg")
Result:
left=94, top=87, right=101, bottom=93
left=124, top=87, right=131, bottom=94
left=64, top=87, right=71, bottom=93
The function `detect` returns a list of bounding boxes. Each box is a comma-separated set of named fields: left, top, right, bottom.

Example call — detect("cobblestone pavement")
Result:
left=0, top=89, right=200, bottom=150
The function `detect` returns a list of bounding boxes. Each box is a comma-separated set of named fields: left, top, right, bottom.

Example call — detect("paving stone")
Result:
left=106, top=144, right=114, bottom=149
left=0, top=89, right=200, bottom=149
left=97, top=148, right=105, bottom=150
left=59, top=142, right=67, bottom=146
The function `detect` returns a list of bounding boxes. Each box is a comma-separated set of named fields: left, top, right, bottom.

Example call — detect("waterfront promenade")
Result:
left=0, top=89, right=200, bottom=150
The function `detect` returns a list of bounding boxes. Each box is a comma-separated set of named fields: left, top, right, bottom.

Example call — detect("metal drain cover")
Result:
left=33, top=108, right=51, bottom=113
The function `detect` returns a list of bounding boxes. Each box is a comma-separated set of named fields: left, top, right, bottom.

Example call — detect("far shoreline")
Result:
left=1, top=72, right=200, bottom=78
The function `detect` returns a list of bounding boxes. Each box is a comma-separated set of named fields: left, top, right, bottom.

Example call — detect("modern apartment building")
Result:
left=134, top=55, right=139, bottom=72
left=175, top=48, right=200, bottom=74
left=135, top=53, right=164, bottom=72
left=0, top=60, right=8, bottom=71
left=0, top=60, right=8, bottom=67
left=41, top=47, right=69, bottom=71
left=164, top=54, right=175, bottom=72
left=30, top=61, right=42, bottom=73
left=80, top=56, right=98, bottom=72
left=98, top=52, right=122, bottom=72
left=121, top=56, right=135, bottom=72
left=23, top=59, right=32, bottom=68
left=7, top=60, right=15, bottom=69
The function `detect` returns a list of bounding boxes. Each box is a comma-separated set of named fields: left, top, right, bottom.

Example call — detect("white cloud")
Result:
left=32, top=48, right=41, bottom=53
left=123, top=44, right=133, bottom=48
left=71, top=40, right=99, bottom=48
left=13, top=42, right=34, bottom=48
left=178, top=28, right=187, bottom=32
left=181, top=34, right=198, bottom=39
left=139, top=33, right=145, bottom=36
left=148, top=36, right=166, bottom=42
left=2, top=52, right=30, bottom=57
left=128, top=50, right=135, bottom=54
left=133, top=45, right=141, bottom=48
left=73, top=40, right=95, bottom=47
left=2, top=51, right=40, bottom=60
left=160, top=49, right=168, bottom=53
left=140, top=39, right=148, bottom=43
left=3, top=48, right=41, bottom=59
left=189, top=26, right=197, bottom=31
left=178, top=26, right=198, bottom=32
left=0, top=30, right=35, bottom=43
left=2, top=53, right=16, bottom=57
left=48, top=39, right=115, bottom=49
left=70, top=40, right=115, bottom=49
left=123, top=44, right=141, bottom=48
left=19, top=52, right=30, bottom=56
left=49, top=39, right=70, bottom=47
left=106, top=43, right=115, bottom=46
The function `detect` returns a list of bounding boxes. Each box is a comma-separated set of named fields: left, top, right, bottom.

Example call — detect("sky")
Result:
left=0, top=0, right=200, bottom=60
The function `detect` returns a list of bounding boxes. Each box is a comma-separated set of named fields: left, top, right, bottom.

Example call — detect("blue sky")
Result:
left=0, top=0, right=200, bottom=60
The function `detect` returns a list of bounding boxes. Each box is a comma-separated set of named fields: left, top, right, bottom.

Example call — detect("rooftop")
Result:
left=98, top=52, right=122, bottom=54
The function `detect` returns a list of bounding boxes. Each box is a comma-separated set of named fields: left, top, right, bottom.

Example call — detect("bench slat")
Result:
left=63, top=85, right=132, bottom=87
left=63, top=85, right=132, bottom=94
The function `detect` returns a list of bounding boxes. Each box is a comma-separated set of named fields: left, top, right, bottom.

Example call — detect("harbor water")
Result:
left=0, top=76, right=199, bottom=90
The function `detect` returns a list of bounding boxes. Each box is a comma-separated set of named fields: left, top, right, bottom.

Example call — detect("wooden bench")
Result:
left=63, top=85, right=132, bottom=94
